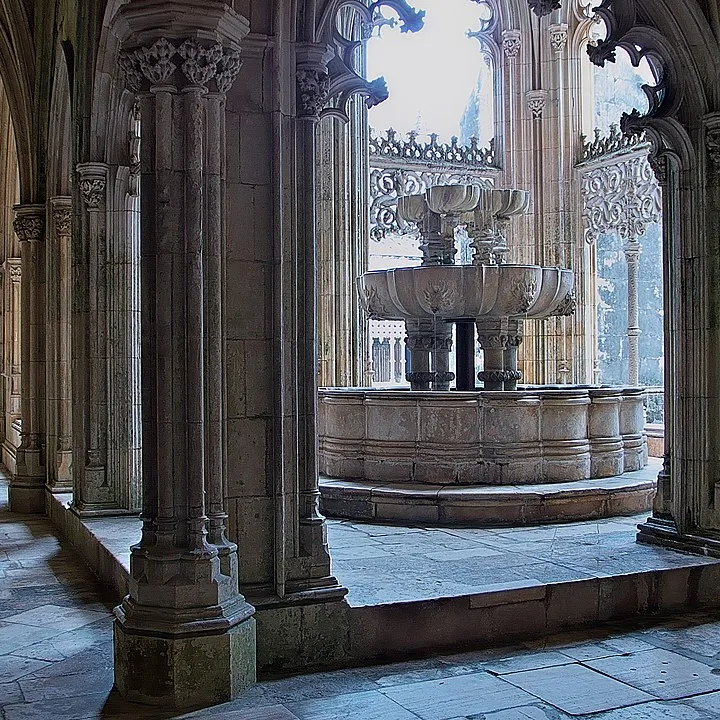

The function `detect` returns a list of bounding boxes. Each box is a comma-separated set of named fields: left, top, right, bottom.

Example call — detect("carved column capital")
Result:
left=707, top=128, right=720, bottom=176
left=50, top=197, right=72, bottom=236
left=77, top=163, right=108, bottom=211
left=648, top=153, right=668, bottom=185
left=7, top=261, right=21, bottom=282
left=549, top=23, right=568, bottom=53
left=296, top=67, right=331, bottom=119
left=13, top=205, right=45, bottom=242
left=526, top=90, right=548, bottom=120
left=119, top=37, right=244, bottom=94
left=501, top=30, right=521, bottom=59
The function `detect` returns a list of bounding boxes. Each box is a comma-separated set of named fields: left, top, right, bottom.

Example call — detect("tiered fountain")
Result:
left=318, top=185, right=653, bottom=526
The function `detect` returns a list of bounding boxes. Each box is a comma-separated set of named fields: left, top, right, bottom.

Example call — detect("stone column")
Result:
left=624, top=239, right=641, bottom=385
left=73, top=164, right=111, bottom=512
left=290, top=44, right=345, bottom=593
left=47, top=198, right=72, bottom=491
left=405, top=319, right=435, bottom=391
left=477, top=320, right=508, bottom=391
left=3, top=258, right=21, bottom=469
left=10, top=204, right=46, bottom=513
left=432, top=322, right=454, bottom=391
left=504, top=320, right=524, bottom=391
left=113, top=8, right=255, bottom=707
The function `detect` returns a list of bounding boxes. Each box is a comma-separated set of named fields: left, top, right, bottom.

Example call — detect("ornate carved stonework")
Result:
left=371, top=128, right=495, bottom=166
left=8, top=263, right=21, bottom=281
left=296, top=67, right=331, bottom=118
left=502, top=30, right=521, bottom=58
left=580, top=124, right=646, bottom=163
left=511, top=275, right=538, bottom=313
left=549, top=24, right=568, bottom=53
left=119, top=37, right=243, bottom=94
left=423, top=283, right=456, bottom=314
left=648, top=153, right=668, bottom=185
left=53, top=206, right=72, bottom=235
left=369, top=128, right=497, bottom=241
left=13, top=214, right=44, bottom=242
left=79, top=179, right=106, bottom=210
left=554, top=291, right=577, bottom=316
left=361, top=285, right=386, bottom=319
left=528, top=0, right=561, bottom=17
left=580, top=153, right=661, bottom=244
left=707, top=129, right=720, bottom=175
left=526, top=90, right=548, bottom=120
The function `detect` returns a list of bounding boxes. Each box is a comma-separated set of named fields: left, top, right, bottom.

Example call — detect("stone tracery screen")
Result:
left=578, top=129, right=663, bottom=398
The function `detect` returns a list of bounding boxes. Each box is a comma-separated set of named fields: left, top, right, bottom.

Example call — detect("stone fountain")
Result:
left=318, top=184, right=653, bottom=526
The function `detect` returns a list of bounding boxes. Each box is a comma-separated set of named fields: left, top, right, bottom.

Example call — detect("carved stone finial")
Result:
left=528, top=0, right=561, bottom=17
left=526, top=90, right=548, bottom=120
left=502, top=30, right=521, bottom=58
left=296, top=67, right=330, bottom=118
left=549, top=24, right=568, bottom=53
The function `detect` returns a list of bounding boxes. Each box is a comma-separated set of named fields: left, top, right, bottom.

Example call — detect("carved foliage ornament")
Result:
left=528, top=0, right=561, bottom=17
left=79, top=179, right=106, bottom=210
left=13, top=214, right=44, bottom=242
left=707, top=129, right=720, bottom=176
left=549, top=24, right=568, bottom=53
left=297, top=68, right=331, bottom=118
left=119, top=37, right=242, bottom=94
left=526, top=91, right=547, bottom=120
left=502, top=30, right=521, bottom=58
left=53, top=207, right=72, bottom=235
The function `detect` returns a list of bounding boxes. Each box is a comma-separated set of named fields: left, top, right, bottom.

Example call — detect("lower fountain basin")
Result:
left=318, top=386, right=653, bottom=526
left=318, top=386, right=647, bottom=485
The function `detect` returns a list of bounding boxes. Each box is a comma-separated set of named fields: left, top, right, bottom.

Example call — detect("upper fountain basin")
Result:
left=359, top=264, right=574, bottom=321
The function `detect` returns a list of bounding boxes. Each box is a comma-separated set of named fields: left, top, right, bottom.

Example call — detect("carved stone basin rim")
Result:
left=359, top=264, right=575, bottom=321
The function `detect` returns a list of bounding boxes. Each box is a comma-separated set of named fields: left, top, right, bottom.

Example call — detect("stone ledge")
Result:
left=320, top=463, right=658, bottom=527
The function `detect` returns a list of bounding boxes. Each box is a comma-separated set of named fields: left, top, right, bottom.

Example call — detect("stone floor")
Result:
left=6, top=478, right=720, bottom=718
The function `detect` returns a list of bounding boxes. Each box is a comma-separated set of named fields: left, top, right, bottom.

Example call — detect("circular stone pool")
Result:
left=318, top=386, right=655, bottom=526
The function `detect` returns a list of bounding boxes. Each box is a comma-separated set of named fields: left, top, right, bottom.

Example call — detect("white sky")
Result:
left=366, top=0, right=492, bottom=142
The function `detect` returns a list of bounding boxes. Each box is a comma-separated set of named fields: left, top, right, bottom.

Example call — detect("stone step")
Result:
left=320, top=462, right=659, bottom=527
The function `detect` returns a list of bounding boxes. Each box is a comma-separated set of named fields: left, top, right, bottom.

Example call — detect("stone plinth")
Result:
left=114, top=613, right=255, bottom=707
left=319, top=386, right=648, bottom=486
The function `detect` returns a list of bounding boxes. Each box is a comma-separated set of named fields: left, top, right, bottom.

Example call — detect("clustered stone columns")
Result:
left=476, top=319, right=524, bottom=392
left=405, top=319, right=454, bottom=391
left=111, top=3, right=254, bottom=707
left=10, top=205, right=46, bottom=512
left=47, top=198, right=72, bottom=491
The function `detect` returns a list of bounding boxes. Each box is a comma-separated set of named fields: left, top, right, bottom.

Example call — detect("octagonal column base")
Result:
left=113, top=614, right=256, bottom=708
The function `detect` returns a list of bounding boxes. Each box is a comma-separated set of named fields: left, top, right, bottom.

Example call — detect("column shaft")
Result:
left=10, top=204, right=46, bottom=512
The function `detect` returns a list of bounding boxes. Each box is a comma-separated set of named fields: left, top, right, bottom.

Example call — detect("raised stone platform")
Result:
left=320, top=461, right=658, bottom=526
